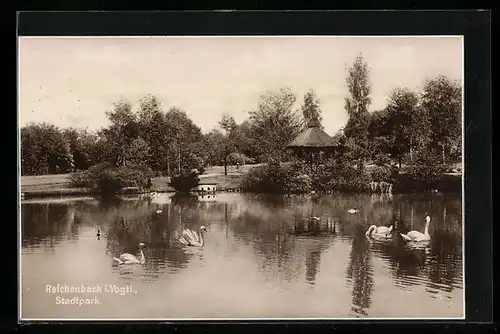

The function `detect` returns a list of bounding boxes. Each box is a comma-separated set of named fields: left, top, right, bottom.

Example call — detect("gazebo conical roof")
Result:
left=287, top=120, right=338, bottom=149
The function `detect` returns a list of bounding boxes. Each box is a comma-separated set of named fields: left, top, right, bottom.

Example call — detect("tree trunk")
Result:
left=409, top=137, right=413, bottom=161
left=167, top=156, right=170, bottom=176
left=178, top=149, right=181, bottom=174
left=442, top=144, right=446, bottom=165
left=224, top=153, right=228, bottom=176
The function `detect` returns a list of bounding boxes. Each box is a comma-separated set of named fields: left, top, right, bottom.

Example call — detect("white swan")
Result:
left=113, top=242, right=145, bottom=265
left=400, top=216, right=431, bottom=242
left=309, top=216, right=321, bottom=221
left=348, top=208, right=359, bottom=214
left=179, top=226, right=207, bottom=247
left=365, top=225, right=393, bottom=238
left=155, top=205, right=163, bottom=214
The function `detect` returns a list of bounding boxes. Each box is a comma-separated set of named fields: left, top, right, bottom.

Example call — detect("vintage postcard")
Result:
left=19, top=36, right=464, bottom=320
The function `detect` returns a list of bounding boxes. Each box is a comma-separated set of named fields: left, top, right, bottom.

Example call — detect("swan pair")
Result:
left=400, top=216, right=432, bottom=242
left=112, top=226, right=208, bottom=265
left=365, top=216, right=432, bottom=243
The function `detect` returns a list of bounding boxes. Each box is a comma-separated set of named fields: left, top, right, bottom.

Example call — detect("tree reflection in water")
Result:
left=346, top=224, right=374, bottom=317
left=22, top=203, right=72, bottom=252
left=102, top=195, right=205, bottom=277
left=369, top=195, right=462, bottom=294
left=21, top=192, right=463, bottom=316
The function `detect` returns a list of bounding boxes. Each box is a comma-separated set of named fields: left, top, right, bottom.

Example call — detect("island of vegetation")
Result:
left=20, top=55, right=461, bottom=198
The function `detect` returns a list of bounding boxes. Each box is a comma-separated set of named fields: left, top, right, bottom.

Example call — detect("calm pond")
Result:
left=20, top=192, right=463, bottom=319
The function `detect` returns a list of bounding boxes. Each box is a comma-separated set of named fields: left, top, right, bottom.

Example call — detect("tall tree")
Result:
left=343, top=54, right=372, bottom=171
left=421, top=75, right=462, bottom=165
left=385, top=87, right=430, bottom=167
left=248, top=87, right=302, bottom=162
left=21, top=123, right=73, bottom=175
left=62, top=128, right=99, bottom=170
left=102, top=99, right=138, bottom=166
left=218, top=114, right=238, bottom=175
left=165, top=107, right=204, bottom=174
left=301, top=89, right=323, bottom=129
left=136, top=94, right=171, bottom=174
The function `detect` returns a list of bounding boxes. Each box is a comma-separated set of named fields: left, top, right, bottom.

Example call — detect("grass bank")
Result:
left=20, top=166, right=249, bottom=198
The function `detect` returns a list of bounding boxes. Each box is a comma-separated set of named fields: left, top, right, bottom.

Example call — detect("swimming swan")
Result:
left=113, top=242, right=145, bottom=265
left=348, top=209, right=359, bottom=214
left=365, top=225, right=393, bottom=238
left=400, top=216, right=431, bottom=242
left=179, top=226, right=207, bottom=247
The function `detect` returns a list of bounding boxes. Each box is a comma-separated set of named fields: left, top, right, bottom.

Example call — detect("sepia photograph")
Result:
left=18, top=36, right=463, bottom=320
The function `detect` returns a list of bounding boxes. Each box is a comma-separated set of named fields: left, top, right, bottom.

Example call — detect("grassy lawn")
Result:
left=20, top=164, right=261, bottom=194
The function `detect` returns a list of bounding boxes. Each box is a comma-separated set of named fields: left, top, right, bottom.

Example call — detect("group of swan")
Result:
left=112, top=226, right=208, bottom=265
left=365, top=215, right=432, bottom=243
left=111, top=212, right=431, bottom=265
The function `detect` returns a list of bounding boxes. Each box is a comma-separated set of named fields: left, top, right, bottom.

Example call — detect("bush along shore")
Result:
left=239, top=159, right=461, bottom=195
left=21, top=158, right=461, bottom=200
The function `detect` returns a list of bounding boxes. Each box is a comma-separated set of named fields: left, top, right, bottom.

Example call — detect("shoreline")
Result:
left=20, top=171, right=461, bottom=200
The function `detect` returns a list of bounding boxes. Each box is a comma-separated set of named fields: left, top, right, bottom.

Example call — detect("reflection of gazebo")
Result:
left=286, top=119, right=339, bottom=164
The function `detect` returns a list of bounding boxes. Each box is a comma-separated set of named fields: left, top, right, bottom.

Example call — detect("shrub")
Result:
left=197, top=166, right=206, bottom=175
left=369, top=165, right=397, bottom=183
left=394, top=148, right=451, bottom=192
left=286, top=173, right=313, bottom=193
left=311, top=158, right=371, bottom=192
left=69, top=163, right=154, bottom=194
left=170, top=171, right=200, bottom=192
left=241, top=161, right=312, bottom=194
left=69, top=170, right=92, bottom=187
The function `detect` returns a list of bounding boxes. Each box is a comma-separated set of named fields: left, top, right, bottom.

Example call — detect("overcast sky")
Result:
left=19, top=36, right=462, bottom=135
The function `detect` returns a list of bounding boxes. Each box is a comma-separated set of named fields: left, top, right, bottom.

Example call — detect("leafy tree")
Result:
left=21, top=123, right=73, bottom=175
left=165, top=107, right=204, bottom=175
left=136, top=94, right=171, bottom=174
left=62, top=128, right=99, bottom=170
left=123, top=138, right=151, bottom=166
left=343, top=54, right=372, bottom=171
left=301, top=89, right=323, bottom=129
left=203, top=129, right=226, bottom=166
left=421, top=75, right=462, bottom=165
left=218, top=114, right=239, bottom=175
left=234, top=120, right=260, bottom=162
left=248, top=87, right=302, bottom=162
left=102, top=99, right=138, bottom=166
left=384, top=88, right=430, bottom=167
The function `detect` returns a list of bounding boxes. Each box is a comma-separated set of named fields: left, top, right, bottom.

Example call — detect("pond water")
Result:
left=20, top=192, right=463, bottom=319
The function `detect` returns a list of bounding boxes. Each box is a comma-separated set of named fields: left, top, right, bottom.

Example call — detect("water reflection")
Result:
left=346, top=224, right=374, bottom=316
left=21, top=193, right=463, bottom=319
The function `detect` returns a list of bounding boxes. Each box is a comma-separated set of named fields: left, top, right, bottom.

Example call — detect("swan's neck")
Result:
left=424, top=222, right=430, bottom=236
left=140, top=249, right=145, bottom=264
left=366, top=225, right=376, bottom=236
left=199, top=229, right=205, bottom=246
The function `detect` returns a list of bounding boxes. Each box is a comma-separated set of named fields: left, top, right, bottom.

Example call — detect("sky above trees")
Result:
left=19, top=36, right=462, bottom=135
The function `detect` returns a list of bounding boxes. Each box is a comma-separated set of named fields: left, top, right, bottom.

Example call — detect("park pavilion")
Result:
left=286, top=119, right=339, bottom=165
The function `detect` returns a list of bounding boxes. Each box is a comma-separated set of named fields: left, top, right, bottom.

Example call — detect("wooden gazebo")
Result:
left=287, top=119, right=338, bottom=165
